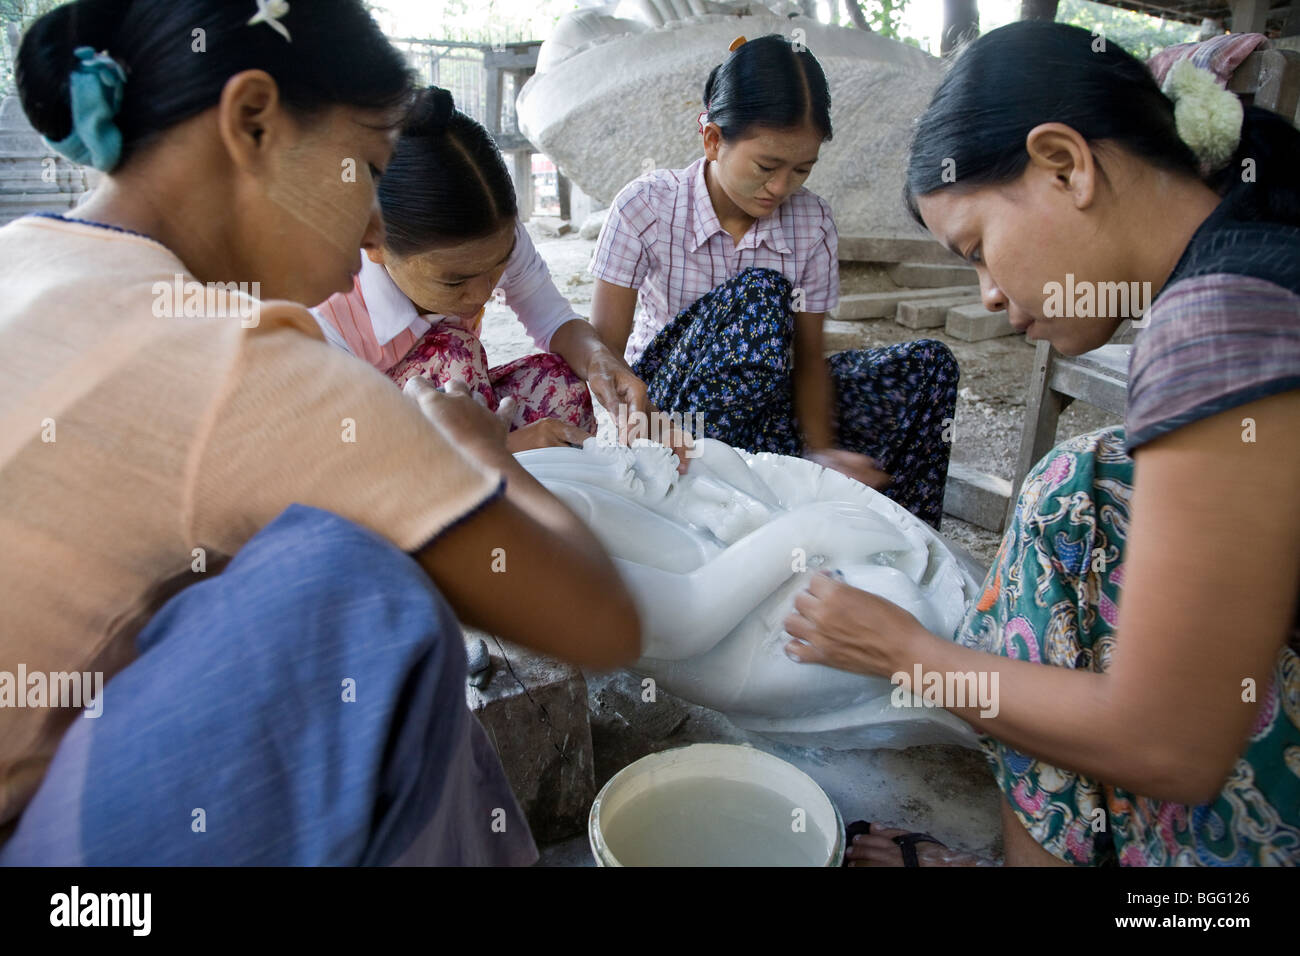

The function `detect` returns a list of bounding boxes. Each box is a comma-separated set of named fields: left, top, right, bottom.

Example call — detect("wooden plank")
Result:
left=1229, top=49, right=1300, bottom=122
left=1006, top=339, right=1071, bottom=530
left=483, top=46, right=541, bottom=71
left=1047, top=345, right=1130, bottom=416
left=1064, top=343, right=1132, bottom=377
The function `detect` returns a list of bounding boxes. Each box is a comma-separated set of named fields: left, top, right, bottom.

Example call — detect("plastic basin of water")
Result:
left=589, top=743, right=845, bottom=867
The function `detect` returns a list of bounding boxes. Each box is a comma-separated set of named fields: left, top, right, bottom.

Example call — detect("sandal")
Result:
left=842, top=820, right=947, bottom=867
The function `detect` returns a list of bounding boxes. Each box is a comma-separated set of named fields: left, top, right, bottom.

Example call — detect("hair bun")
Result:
left=409, top=86, right=456, bottom=134
left=16, top=0, right=124, bottom=142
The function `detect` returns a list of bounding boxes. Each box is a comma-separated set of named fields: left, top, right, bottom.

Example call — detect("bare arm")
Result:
left=584, top=280, right=692, bottom=467
left=590, top=279, right=639, bottom=359
left=791, top=310, right=835, bottom=450
left=410, top=380, right=641, bottom=669
left=792, top=310, right=890, bottom=489
left=787, top=389, right=1300, bottom=804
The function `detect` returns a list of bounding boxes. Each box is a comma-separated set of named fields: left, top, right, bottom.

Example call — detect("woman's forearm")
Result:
left=548, top=318, right=604, bottom=380
left=791, top=312, right=835, bottom=449
left=459, top=437, right=611, bottom=558
left=792, top=355, right=835, bottom=449
left=590, top=280, right=639, bottom=358
left=906, top=632, right=1223, bottom=804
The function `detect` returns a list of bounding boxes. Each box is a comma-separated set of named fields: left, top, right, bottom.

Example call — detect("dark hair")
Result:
left=703, top=33, right=832, bottom=142
left=377, top=86, right=518, bottom=255
left=17, top=0, right=413, bottom=168
left=906, top=20, right=1300, bottom=227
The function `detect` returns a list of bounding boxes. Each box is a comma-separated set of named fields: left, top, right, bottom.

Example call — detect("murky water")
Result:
left=602, top=776, right=831, bottom=867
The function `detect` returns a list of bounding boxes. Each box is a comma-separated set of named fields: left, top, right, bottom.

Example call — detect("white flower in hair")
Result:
left=1161, top=58, right=1242, bottom=173
left=248, top=0, right=291, bottom=43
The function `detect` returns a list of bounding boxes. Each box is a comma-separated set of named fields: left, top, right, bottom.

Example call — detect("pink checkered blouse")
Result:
left=589, top=156, right=839, bottom=365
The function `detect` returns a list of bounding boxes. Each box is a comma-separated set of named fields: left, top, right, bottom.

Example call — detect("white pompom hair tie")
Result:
left=1161, top=58, right=1243, bottom=175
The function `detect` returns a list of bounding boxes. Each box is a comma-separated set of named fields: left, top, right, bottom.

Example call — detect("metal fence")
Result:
left=389, top=39, right=490, bottom=128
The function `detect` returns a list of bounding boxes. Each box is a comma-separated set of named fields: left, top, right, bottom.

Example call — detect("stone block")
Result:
left=831, top=285, right=977, bottom=321
left=531, top=216, right=572, bottom=238
left=578, top=209, right=608, bottom=240
left=943, top=461, right=1012, bottom=532
left=895, top=293, right=983, bottom=330
left=464, top=631, right=595, bottom=844
left=945, top=303, right=1017, bottom=341
left=888, top=261, right=978, bottom=288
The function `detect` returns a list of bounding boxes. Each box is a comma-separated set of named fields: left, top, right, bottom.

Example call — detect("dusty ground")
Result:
left=484, top=225, right=1123, bottom=566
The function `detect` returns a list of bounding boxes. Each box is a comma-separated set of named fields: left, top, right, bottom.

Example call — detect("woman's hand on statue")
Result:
left=506, top=417, right=594, bottom=453
left=404, top=376, right=511, bottom=463
left=781, top=570, right=932, bottom=678
left=584, top=348, right=693, bottom=473
left=806, top=448, right=892, bottom=491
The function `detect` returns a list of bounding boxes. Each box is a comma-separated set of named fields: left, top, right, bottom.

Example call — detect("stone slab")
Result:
left=464, top=631, right=595, bottom=844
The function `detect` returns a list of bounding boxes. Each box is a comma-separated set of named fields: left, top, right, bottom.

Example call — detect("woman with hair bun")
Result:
left=590, top=33, right=960, bottom=528
left=314, top=86, right=653, bottom=454
left=0, top=0, right=639, bottom=865
left=785, top=21, right=1300, bottom=867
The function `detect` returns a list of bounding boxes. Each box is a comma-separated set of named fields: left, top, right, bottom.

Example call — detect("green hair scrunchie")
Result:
left=43, top=46, right=127, bottom=172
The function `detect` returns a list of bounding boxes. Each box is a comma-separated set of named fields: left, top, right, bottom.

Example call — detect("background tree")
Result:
left=1057, top=0, right=1197, bottom=59
left=843, top=0, right=913, bottom=40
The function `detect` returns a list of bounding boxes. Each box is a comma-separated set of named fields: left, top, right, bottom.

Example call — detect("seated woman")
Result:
left=313, top=86, right=650, bottom=452
left=785, top=21, right=1300, bottom=866
left=0, top=0, right=639, bottom=865
left=589, top=34, right=960, bottom=528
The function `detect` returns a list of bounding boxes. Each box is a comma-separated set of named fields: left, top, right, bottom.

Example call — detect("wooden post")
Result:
left=942, top=0, right=979, bottom=56
left=556, top=173, right=571, bottom=221
left=484, top=64, right=502, bottom=135
left=512, top=150, right=534, bottom=222
left=1230, top=0, right=1270, bottom=34
left=1005, top=340, right=1068, bottom=532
